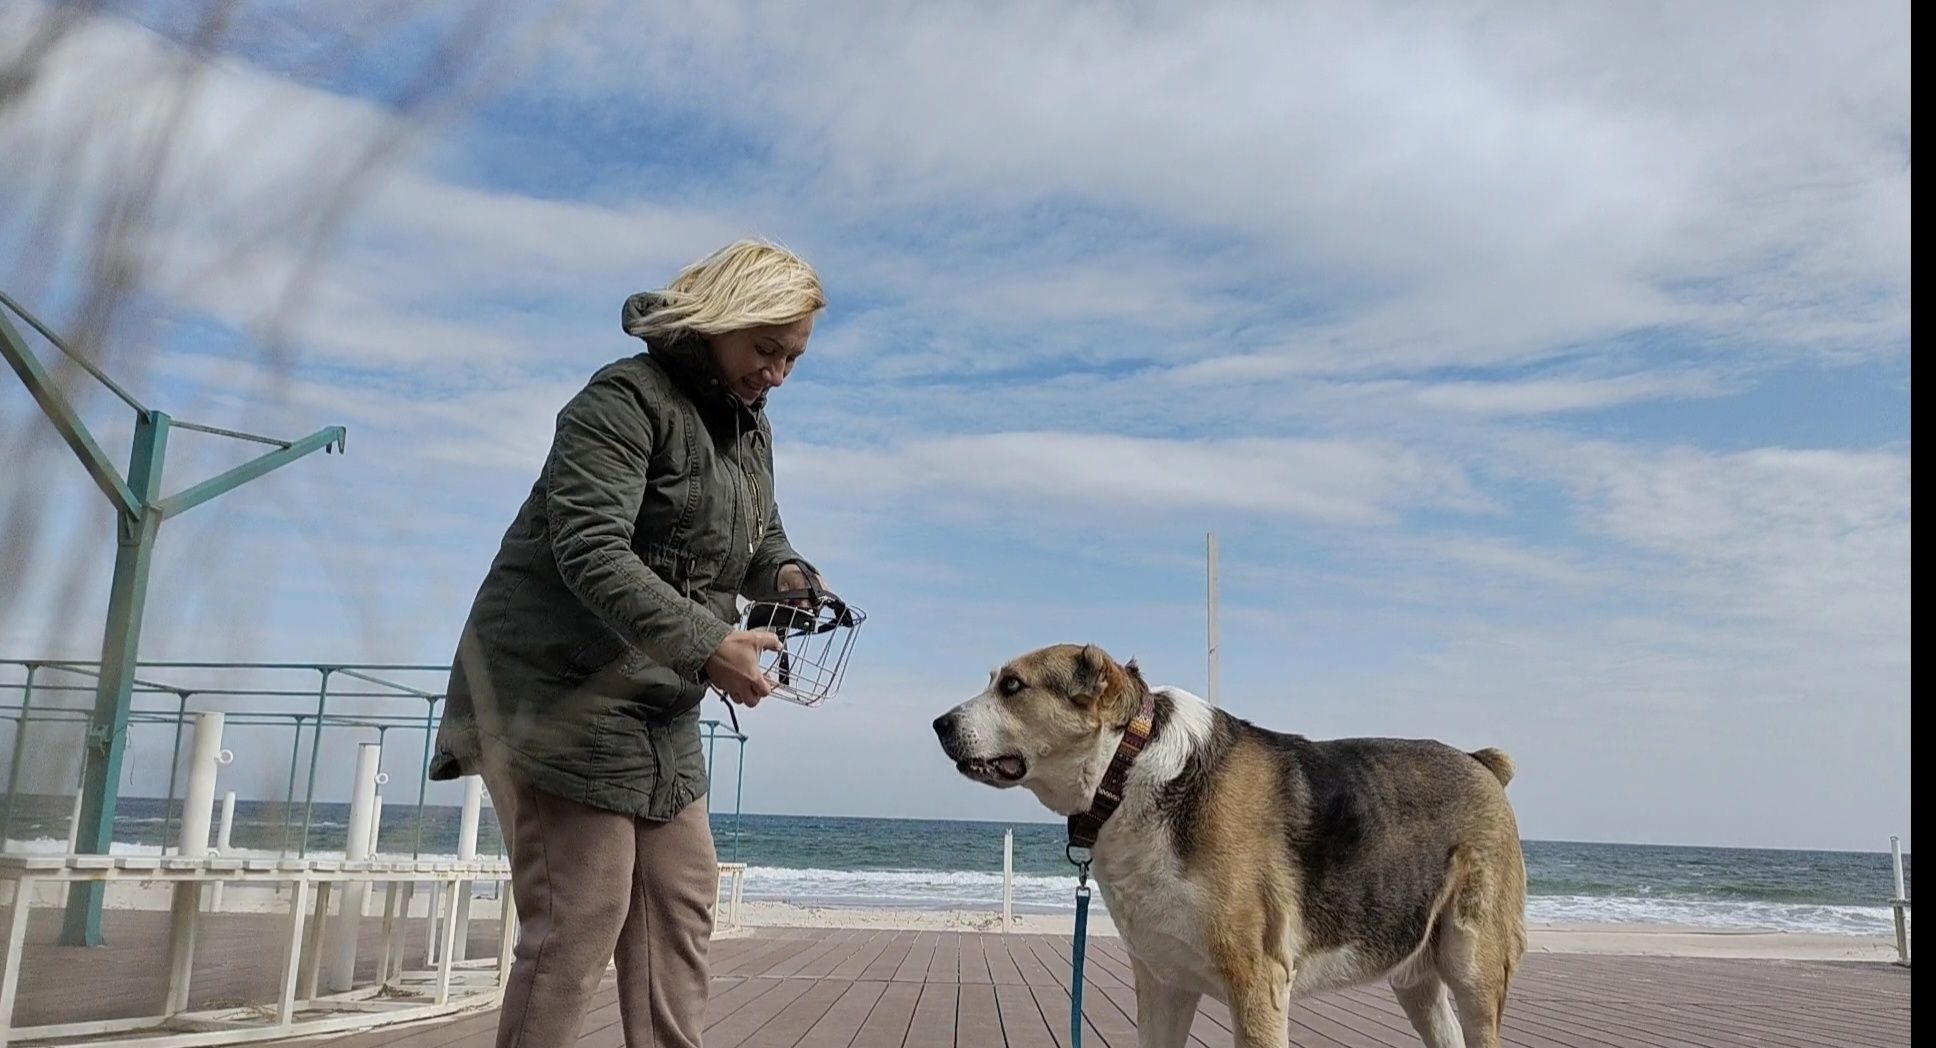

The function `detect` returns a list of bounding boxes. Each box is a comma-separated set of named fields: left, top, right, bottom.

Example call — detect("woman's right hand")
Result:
left=706, top=630, right=782, bottom=706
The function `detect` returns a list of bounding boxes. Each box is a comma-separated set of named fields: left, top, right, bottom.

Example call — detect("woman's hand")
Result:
left=776, top=563, right=828, bottom=601
left=706, top=630, right=782, bottom=706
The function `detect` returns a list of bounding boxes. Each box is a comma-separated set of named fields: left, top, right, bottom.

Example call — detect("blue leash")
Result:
left=1068, top=847, right=1093, bottom=1048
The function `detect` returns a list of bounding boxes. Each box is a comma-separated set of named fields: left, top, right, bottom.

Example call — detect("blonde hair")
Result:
left=624, top=238, right=826, bottom=340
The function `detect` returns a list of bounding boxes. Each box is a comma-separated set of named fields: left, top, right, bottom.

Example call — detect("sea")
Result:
left=1, top=796, right=1909, bottom=937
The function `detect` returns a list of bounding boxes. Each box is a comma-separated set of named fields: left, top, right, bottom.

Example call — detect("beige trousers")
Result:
left=484, top=771, right=717, bottom=1048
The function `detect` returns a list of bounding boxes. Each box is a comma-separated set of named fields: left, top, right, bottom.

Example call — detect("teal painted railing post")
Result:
left=279, top=715, right=305, bottom=857
left=412, top=696, right=440, bottom=858
left=297, top=669, right=334, bottom=857
left=61, top=409, right=170, bottom=946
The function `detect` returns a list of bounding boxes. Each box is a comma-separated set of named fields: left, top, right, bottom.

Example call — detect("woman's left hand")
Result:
left=776, top=563, right=828, bottom=600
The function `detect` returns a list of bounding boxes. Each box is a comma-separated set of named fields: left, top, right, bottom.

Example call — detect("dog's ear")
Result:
left=1069, top=644, right=1113, bottom=705
left=1124, top=657, right=1144, bottom=685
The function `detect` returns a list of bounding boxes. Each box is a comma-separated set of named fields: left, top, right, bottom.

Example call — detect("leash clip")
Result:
left=1065, top=843, right=1093, bottom=889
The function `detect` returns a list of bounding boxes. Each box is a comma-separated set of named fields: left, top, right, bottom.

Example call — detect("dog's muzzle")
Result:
left=934, top=711, right=1026, bottom=785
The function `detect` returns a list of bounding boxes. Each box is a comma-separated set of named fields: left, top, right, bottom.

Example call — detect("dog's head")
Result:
left=932, top=643, right=1146, bottom=815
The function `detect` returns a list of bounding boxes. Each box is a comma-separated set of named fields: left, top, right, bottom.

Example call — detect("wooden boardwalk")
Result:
left=295, top=926, right=1910, bottom=1048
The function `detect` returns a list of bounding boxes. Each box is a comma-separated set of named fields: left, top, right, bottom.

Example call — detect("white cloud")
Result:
left=784, top=431, right=1487, bottom=526
left=536, top=1, right=1909, bottom=377
left=1411, top=372, right=1723, bottom=416
left=1568, top=443, right=1911, bottom=646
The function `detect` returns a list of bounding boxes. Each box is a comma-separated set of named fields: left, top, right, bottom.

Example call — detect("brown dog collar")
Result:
left=1067, top=690, right=1159, bottom=850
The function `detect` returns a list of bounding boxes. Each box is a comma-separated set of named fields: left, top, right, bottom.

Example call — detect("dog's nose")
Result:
left=932, top=713, right=956, bottom=741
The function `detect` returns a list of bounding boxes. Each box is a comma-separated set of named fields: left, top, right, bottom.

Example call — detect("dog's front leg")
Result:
left=1222, top=957, right=1292, bottom=1048
left=1129, top=957, right=1200, bottom=1048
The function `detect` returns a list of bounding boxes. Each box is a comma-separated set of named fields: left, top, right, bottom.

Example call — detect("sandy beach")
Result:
left=12, top=878, right=1903, bottom=964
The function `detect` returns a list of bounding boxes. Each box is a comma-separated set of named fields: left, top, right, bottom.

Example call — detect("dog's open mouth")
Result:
left=955, top=756, right=1027, bottom=786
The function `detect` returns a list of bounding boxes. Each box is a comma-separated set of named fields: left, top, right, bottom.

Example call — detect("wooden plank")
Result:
left=825, top=931, right=898, bottom=982
left=956, top=983, right=1004, bottom=1047
left=708, top=979, right=816, bottom=1048
left=1028, top=983, right=1106, bottom=1048
left=893, top=931, right=941, bottom=983
left=958, top=933, right=993, bottom=986
left=848, top=981, right=922, bottom=1048
left=795, top=980, right=890, bottom=1048
left=794, top=930, right=883, bottom=980
left=766, top=929, right=862, bottom=980
left=858, top=931, right=920, bottom=983
left=717, top=934, right=824, bottom=979
left=983, top=933, right=1024, bottom=986
left=904, top=980, right=959, bottom=1048
left=994, top=982, right=1059, bottom=1048
left=742, top=978, right=855, bottom=1048
left=927, top=932, right=962, bottom=985
left=999, top=935, right=1056, bottom=988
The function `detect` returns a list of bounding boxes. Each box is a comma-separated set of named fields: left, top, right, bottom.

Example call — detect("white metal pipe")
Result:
left=177, top=713, right=228, bottom=858
left=326, top=743, right=382, bottom=992
left=451, top=776, right=483, bottom=960
left=166, top=713, right=229, bottom=1014
left=216, top=792, right=236, bottom=854
left=1002, top=829, right=1013, bottom=932
left=1891, top=835, right=1910, bottom=965
left=1892, top=836, right=1907, bottom=899
left=458, top=777, right=483, bottom=861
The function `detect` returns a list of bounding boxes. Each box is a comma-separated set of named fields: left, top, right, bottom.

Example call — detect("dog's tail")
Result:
left=1468, top=747, right=1515, bottom=787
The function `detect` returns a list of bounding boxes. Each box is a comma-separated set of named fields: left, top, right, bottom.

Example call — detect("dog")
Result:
left=933, top=644, right=1526, bottom=1048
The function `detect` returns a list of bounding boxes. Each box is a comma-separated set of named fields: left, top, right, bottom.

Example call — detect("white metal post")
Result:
left=452, top=775, right=482, bottom=961
left=1891, top=835, right=1910, bottom=965
left=1002, top=828, right=1014, bottom=932
left=278, top=879, right=311, bottom=1027
left=165, top=712, right=228, bottom=1014
left=326, top=743, right=382, bottom=992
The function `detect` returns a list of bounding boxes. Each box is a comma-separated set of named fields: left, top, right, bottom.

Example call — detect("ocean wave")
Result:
left=1525, top=894, right=1895, bottom=936
left=731, top=865, right=1897, bottom=937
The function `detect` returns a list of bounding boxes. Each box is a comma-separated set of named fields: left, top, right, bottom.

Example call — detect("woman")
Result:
left=430, top=239, right=828, bottom=1048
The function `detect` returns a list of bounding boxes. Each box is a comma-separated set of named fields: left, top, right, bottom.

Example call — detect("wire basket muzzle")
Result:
left=739, top=589, right=866, bottom=707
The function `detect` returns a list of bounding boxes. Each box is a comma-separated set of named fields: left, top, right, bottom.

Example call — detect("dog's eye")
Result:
left=998, top=675, right=1023, bottom=697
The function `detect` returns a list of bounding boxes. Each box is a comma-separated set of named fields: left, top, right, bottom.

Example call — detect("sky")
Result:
left=0, top=1, right=1911, bottom=852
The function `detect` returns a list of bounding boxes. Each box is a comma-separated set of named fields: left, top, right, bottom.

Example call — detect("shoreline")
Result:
left=727, top=900, right=1900, bottom=962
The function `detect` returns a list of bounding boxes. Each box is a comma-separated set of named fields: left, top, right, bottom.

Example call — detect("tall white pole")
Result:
left=177, top=713, right=227, bottom=857
left=452, top=775, right=483, bottom=961
left=458, top=777, right=483, bottom=862
left=327, top=743, right=382, bottom=992
left=1891, top=835, right=1909, bottom=965
left=1002, top=829, right=1013, bottom=932
left=166, top=713, right=228, bottom=1013
left=1206, top=532, right=1221, bottom=706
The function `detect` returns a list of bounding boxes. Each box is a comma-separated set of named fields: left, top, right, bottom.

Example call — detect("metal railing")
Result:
left=0, top=658, right=750, bottom=865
